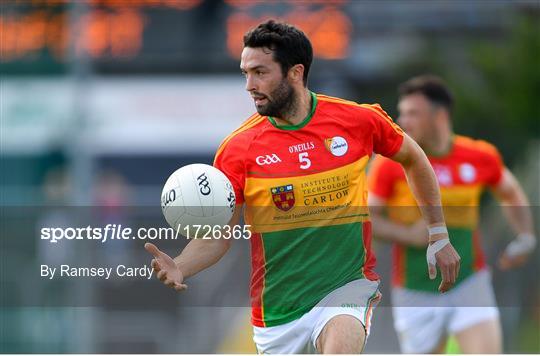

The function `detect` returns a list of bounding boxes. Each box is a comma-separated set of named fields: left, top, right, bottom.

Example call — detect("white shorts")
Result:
left=253, top=278, right=381, bottom=354
left=391, top=269, right=500, bottom=354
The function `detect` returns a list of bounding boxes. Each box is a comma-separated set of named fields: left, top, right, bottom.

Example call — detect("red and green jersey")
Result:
left=368, top=135, right=504, bottom=293
left=213, top=92, right=404, bottom=327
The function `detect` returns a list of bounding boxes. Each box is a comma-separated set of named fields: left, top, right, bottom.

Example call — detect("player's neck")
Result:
left=424, top=129, right=453, bottom=157
left=276, top=89, right=312, bottom=126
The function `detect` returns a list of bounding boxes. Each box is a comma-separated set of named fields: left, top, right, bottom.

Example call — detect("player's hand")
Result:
left=405, top=220, right=429, bottom=247
left=498, top=233, right=536, bottom=270
left=145, top=242, right=187, bottom=291
left=427, top=240, right=460, bottom=293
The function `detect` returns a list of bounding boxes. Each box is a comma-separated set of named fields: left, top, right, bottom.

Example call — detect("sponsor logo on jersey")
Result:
left=433, top=164, right=453, bottom=186
left=270, top=184, right=295, bottom=211
left=288, top=141, right=315, bottom=154
left=256, top=154, right=281, bottom=166
left=459, top=163, right=476, bottom=183
left=300, top=173, right=350, bottom=205
left=325, top=136, right=348, bottom=157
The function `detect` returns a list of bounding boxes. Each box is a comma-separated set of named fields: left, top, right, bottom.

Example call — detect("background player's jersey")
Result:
left=368, top=135, right=504, bottom=293
left=214, top=92, right=403, bottom=327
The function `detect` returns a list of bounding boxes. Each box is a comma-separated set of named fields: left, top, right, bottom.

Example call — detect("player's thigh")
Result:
left=253, top=318, right=311, bottom=354
left=448, top=269, right=501, bottom=353
left=391, top=287, right=453, bottom=354
left=448, top=295, right=500, bottom=354
left=392, top=305, right=451, bottom=353
left=311, top=279, right=381, bottom=353
left=454, top=317, right=502, bottom=354
left=316, top=314, right=365, bottom=353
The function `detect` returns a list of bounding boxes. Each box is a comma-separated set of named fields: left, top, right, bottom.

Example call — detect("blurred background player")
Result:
left=146, top=22, right=460, bottom=354
left=3, top=1, right=538, bottom=353
left=367, top=75, right=537, bottom=353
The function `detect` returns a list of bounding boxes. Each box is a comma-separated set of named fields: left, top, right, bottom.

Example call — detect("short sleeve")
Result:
left=367, top=104, right=404, bottom=158
left=480, top=141, right=504, bottom=187
left=213, top=142, right=246, bottom=205
left=367, top=155, right=400, bottom=200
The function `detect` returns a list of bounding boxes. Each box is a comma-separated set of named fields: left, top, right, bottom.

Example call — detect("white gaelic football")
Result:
left=161, top=164, right=236, bottom=237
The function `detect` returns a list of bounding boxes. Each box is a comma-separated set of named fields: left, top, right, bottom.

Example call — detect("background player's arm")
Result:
left=389, top=134, right=461, bottom=292
left=491, top=168, right=536, bottom=269
left=390, top=135, right=445, bottom=225
left=145, top=204, right=243, bottom=291
left=368, top=194, right=428, bottom=247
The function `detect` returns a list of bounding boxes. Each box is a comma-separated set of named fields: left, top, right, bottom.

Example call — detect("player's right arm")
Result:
left=390, top=134, right=460, bottom=292
left=145, top=204, right=243, bottom=291
left=368, top=195, right=429, bottom=247
left=367, top=156, right=429, bottom=247
left=366, top=105, right=459, bottom=292
left=147, top=118, right=251, bottom=291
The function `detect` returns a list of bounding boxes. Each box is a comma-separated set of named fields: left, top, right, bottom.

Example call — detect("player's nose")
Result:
left=245, top=74, right=257, bottom=92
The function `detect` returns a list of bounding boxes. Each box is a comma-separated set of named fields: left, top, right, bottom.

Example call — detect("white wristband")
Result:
left=426, top=238, right=450, bottom=266
left=428, top=226, right=448, bottom=236
left=505, top=233, right=536, bottom=258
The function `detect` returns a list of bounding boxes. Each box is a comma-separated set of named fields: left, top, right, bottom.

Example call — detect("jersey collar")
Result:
left=267, top=91, right=317, bottom=131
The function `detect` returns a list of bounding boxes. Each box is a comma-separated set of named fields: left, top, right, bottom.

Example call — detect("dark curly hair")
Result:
left=243, top=20, right=313, bottom=86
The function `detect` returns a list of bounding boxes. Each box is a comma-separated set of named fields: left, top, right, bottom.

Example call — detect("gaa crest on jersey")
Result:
left=325, top=136, right=348, bottom=157
left=270, top=184, right=295, bottom=211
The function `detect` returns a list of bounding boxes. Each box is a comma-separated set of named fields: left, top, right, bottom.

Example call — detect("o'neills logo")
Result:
left=325, top=136, right=348, bottom=157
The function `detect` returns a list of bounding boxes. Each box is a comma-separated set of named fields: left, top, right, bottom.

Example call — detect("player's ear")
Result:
left=434, top=106, right=450, bottom=126
left=288, top=64, right=304, bottom=84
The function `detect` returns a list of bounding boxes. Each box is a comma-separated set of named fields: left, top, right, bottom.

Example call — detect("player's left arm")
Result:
left=390, top=134, right=461, bottom=292
left=491, top=168, right=537, bottom=270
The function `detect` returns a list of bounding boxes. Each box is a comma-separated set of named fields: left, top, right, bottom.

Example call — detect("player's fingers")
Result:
left=164, top=279, right=175, bottom=287
left=174, top=283, right=187, bottom=291
left=499, top=253, right=517, bottom=270
left=439, top=280, right=451, bottom=293
left=499, top=253, right=527, bottom=270
left=445, top=259, right=456, bottom=284
left=448, top=262, right=456, bottom=284
left=145, top=243, right=161, bottom=258
left=440, top=265, right=451, bottom=291
left=151, top=259, right=161, bottom=271
left=428, top=263, right=437, bottom=280
left=157, top=270, right=167, bottom=281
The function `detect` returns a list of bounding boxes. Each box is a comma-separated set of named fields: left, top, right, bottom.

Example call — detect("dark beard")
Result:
left=256, top=79, right=296, bottom=119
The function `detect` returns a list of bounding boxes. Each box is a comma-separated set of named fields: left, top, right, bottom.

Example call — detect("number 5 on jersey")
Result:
left=299, top=152, right=311, bottom=170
